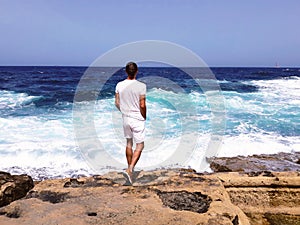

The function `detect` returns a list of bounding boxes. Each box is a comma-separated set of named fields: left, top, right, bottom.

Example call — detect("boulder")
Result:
left=0, top=171, right=34, bottom=207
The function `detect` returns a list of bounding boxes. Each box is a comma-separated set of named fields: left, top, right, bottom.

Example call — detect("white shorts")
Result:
left=122, top=116, right=145, bottom=143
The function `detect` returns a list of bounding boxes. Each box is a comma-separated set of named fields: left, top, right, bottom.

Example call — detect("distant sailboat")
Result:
left=275, top=62, right=280, bottom=68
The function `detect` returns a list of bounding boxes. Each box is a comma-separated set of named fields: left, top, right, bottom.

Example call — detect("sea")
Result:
left=0, top=66, right=299, bottom=180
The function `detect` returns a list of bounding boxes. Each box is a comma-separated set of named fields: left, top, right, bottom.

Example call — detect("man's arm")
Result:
left=115, top=93, right=120, bottom=111
left=139, top=95, right=146, bottom=120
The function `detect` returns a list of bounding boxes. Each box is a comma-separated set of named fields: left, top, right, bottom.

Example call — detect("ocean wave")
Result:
left=249, top=77, right=300, bottom=99
left=0, top=90, right=42, bottom=109
left=286, top=75, right=300, bottom=80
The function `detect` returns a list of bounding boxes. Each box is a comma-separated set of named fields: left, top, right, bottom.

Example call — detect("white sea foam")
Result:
left=0, top=108, right=92, bottom=179
left=0, top=90, right=41, bottom=109
left=218, top=134, right=300, bottom=157
left=249, top=77, right=300, bottom=100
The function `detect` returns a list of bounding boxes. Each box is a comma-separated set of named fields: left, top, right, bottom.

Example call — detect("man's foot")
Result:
left=123, top=169, right=133, bottom=185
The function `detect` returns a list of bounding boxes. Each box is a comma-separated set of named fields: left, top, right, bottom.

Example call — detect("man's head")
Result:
left=125, top=62, right=138, bottom=79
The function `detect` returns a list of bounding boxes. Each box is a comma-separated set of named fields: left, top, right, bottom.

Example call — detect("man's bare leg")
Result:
left=125, top=138, right=133, bottom=166
left=127, top=142, right=144, bottom=176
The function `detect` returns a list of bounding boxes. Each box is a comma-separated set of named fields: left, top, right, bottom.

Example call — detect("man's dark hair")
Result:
left=125, top=62, right=138, bottom=78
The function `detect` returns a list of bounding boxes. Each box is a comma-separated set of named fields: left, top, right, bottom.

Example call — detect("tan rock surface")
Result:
left=217, top=171, right=300, bottom=225
left=0, top=169, right=249, bottom=225
left=0, top=169, right=299, bottom=225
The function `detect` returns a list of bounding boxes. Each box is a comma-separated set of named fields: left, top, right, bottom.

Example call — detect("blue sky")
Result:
left=0, top=0, right=299, bottom=67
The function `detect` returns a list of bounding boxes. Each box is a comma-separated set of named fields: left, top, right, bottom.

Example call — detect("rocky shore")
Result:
left=0, top=152, right=299, bottom=225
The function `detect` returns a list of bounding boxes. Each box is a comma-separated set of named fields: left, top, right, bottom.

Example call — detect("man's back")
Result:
left=116, top=79, right=146, bottom=121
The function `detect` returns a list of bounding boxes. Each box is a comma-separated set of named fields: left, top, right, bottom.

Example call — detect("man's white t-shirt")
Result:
left=115, top=79, right=146, bottom=121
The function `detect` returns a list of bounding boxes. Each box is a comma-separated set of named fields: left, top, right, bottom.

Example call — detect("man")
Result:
left=115, top=62, right=146, bottom=184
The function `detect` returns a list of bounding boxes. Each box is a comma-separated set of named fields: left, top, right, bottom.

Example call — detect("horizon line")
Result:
left=0, top=64, right=299, bottom=68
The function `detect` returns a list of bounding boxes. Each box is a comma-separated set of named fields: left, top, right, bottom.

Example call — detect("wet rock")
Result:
left=135, top=174, right=159, bottom=184
left=0, top=205, right=22, bottom=218
left=247, top=171, right=275, bottom=177
left=0, top=171, right=34, bottom=207
left=64, top=176, right=117, bottom=188
left=26, top=190, right=68, bottom=204
left=157, top=190, right=212, bottom=214
left=209, top=152, right=300, bottom=173
left=63, top=178, right=85, bottom=188
left=275, top=151, right=300, bottom=164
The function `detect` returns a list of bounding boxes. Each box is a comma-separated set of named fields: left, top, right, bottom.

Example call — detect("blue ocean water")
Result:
left=0, top=66, right=299, bottom=179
